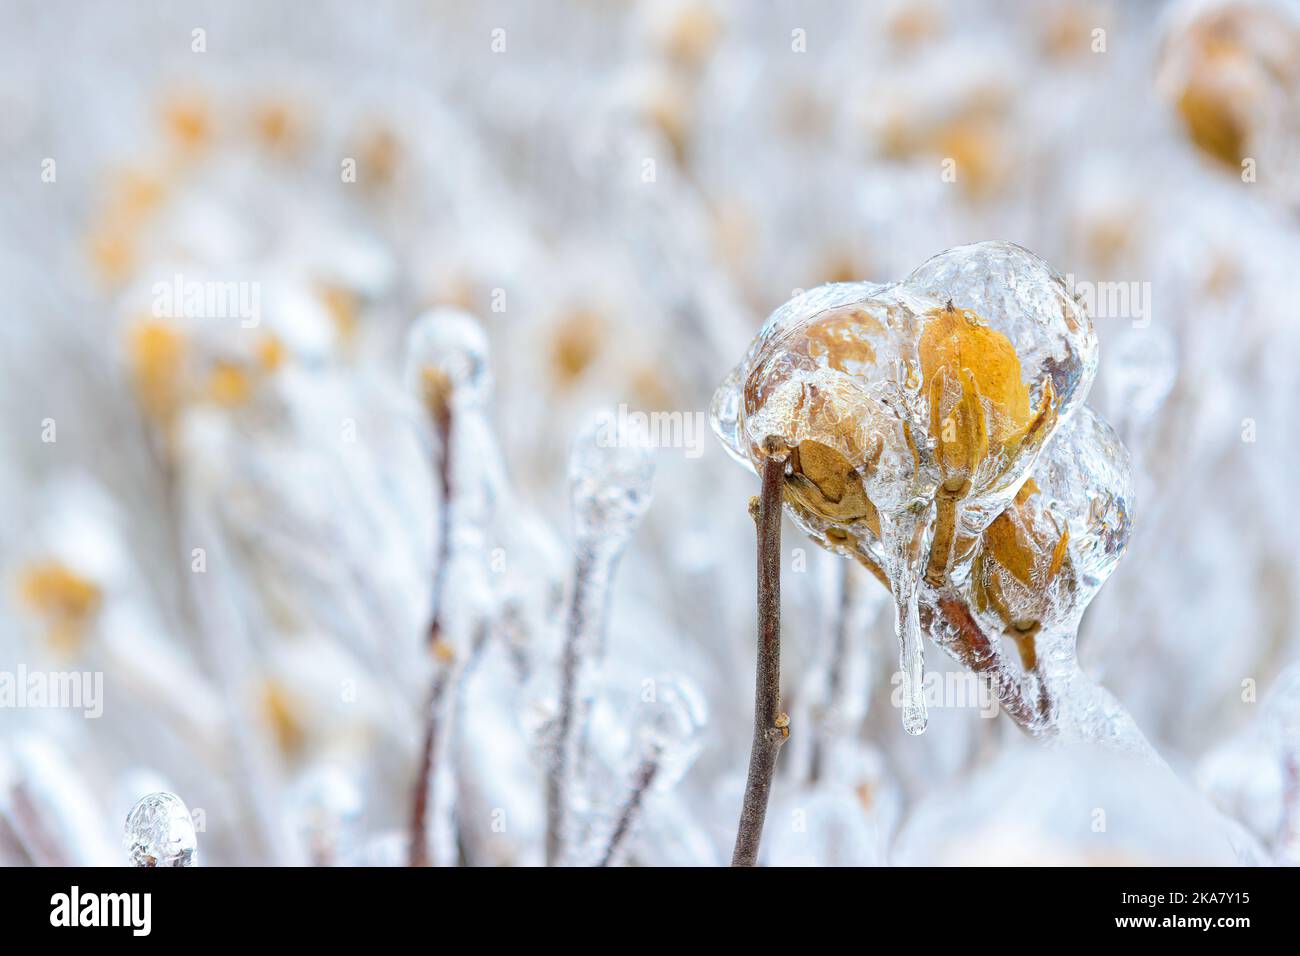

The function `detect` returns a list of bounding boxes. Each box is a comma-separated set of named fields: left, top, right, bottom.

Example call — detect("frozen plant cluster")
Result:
left=715, top=241, right=1146, bottom=751
left=0, top=0, right=1298, bottom=866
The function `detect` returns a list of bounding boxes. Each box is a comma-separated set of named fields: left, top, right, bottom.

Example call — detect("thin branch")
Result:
left=546, top=548, right=595, bottom=866
left=732, top=444, right=790, bottom=867
left=597, top=757, right=659, bottom=867
left=410, top=399, right=455, bottom=868
left=408, top=661, right=451, bottom=867
left=426, top=401, right=454, bottom=654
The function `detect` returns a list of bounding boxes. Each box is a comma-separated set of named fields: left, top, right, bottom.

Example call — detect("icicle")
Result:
left=882, top=509, right=928, bottom=735
left=894, top=576, right=928, bottom=736
left=123, top=791, right=197, bottom=867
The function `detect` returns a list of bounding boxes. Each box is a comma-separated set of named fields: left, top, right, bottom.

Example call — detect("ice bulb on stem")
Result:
left=124, top=791, right=197, bottom=867
left=404, top=308, right=493, bottom=868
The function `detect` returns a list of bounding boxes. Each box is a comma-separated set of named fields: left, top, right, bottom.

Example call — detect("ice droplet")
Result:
left=123, top=791, right=197, bottom=867
left=569, top=411, right=655, bottom=552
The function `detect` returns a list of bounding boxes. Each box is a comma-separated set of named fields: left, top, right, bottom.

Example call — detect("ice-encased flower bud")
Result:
left=124, top=791, right=197, bottom=867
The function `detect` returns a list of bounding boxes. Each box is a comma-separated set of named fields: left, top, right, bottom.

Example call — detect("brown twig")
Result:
left=408, top=659, right=451, bottom=867
left=410, top=397, right=455, bottom=868
left=546, top=548, right=596, bottom=866
left=924, top=594, right=1053, bottom=732
left=597, top=757, right=659, bottom=867
left=426, top=401, right=454, bottom=653
left=732, top=444, right=790, bottom=867
left=846, top=528, right=1056, bottom=736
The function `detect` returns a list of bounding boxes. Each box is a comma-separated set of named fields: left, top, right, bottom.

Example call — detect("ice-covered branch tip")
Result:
left=732, top=440, right=789, bottom=867
left=599, top=675, right=707, bottom=866
left=568, top=411, right=656, bottom=560
left=403, top=307, right=492, bottom=868
left=124, top=791, right=197, bottom=867
left=405, top=307, right=493, bottom=418
left=548, top=411, right=656, bottom=866
left=404, top=309, right=494, bottom=648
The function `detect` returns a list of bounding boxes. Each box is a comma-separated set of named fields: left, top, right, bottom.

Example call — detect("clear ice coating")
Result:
left=1265, top=665, right=1300, bottom=862
left=123, top=791, right=198, bottom=867
left=710, top=241, right=1098, bottom=734
left=882, top=508, right=929, bottom=735
left=568, top=411, right=656, bottom=553
left=632, top=675, right=708, bottom=789
left=291, top=766, right=364, bottom=866
left=959, top=404, right=1147, bottom=750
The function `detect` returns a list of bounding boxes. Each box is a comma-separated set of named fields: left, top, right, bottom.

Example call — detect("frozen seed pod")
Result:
left=965, top=404, right=1133, bottom=648
left=901, top=240, right=1097, bottom=561
left=711, top=241, right=1097, bottom=735
left=123, top=791, right=197, bottom=867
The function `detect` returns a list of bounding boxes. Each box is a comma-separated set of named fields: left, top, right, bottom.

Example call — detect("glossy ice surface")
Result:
left=712, top=241, right=1100, bottom=734
left=123, top=791, right=198, bottom=867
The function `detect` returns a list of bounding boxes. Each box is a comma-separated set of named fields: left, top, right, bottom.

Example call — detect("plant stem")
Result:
left=409, top=662, right=451, bottom=867
left=410, top=401, right=455, bottom=868
left=547, top=547, right=595, bottom=866
left=732, top=446, right=789, bottom=867
left=427, top=401, right=454, bottom=655
left=924, top=490, right=961, bottom=586
left=597, top=756, right=659, bottom=867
